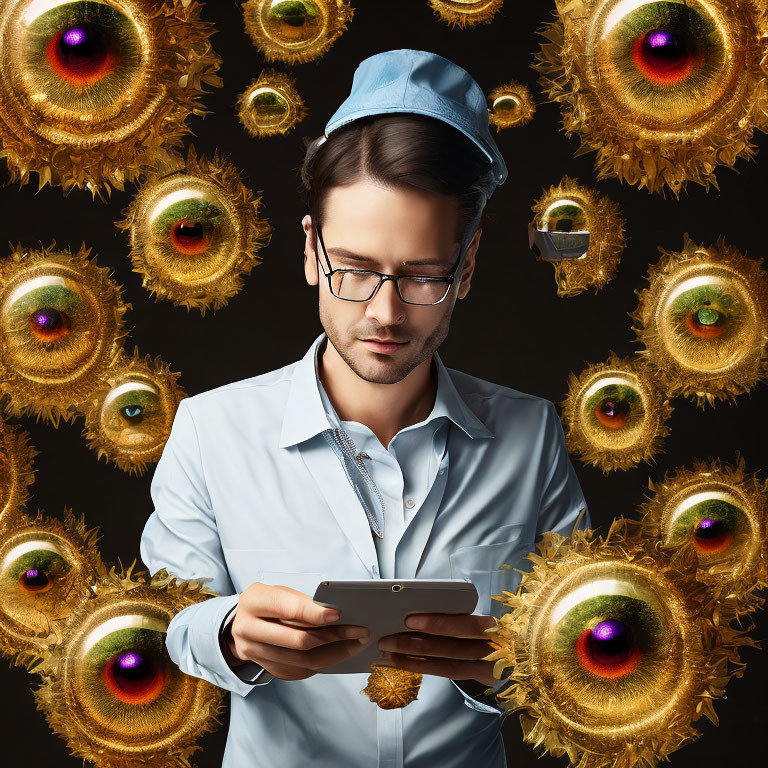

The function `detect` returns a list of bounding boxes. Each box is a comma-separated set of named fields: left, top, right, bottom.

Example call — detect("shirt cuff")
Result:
left=218, top=602, right=275, bottom=685
left=164, top=592, right=274, bottom=698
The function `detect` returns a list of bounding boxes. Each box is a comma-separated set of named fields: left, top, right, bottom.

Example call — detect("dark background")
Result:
left=1, top=0, right=766, bottom=764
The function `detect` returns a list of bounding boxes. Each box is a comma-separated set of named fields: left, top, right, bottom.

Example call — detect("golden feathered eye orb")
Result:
left=361, top=666, right=423, bottom=709
left=0, top=242, right=131, bottom=427
left=241, top=0, right=354, bottom=64
left=488, top=81, right=536, bottom=129
left=561, top=354, right=673, bottom=473
left=78, top=348, right=186, bottom=475
left=236, top=69, right=307, bottom=138
left=533, top=0, right=768, bottom=195
left=0, top=0, right=222, bottom=199
left=528, top=176, right=627, bottom=297
left=638, top=456, right=768, bottom=616
left=115, top=145, right=274, bottom=315
left=0, top=508, right=104, bottom=673
left=484, top=515, right=757, bottom=768
left=33, top=561, right=226, bottom=768
left=631, top=233, right=768, bottom=407
left=0, top=420, right=38, bottom=527
left=428, top=0, right=504, bottom=28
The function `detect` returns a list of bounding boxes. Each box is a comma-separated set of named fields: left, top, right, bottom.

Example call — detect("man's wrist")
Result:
left=219, top=613, right=248, bottom=668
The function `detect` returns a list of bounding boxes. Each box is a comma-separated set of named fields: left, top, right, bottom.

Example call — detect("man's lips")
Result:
left=361, top=338, right=408, bottom=353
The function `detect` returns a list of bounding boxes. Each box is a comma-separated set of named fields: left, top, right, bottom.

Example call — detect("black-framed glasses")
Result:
left=313, top=216, right=465, bottom=305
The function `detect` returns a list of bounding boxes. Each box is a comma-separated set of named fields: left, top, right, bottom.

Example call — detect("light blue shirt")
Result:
left=139, top=331, right=591, bottom=768
left=316, top=357, right=451, bottom=581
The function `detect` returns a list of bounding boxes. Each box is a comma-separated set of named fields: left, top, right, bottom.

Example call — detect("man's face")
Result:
left=303, top=179, right=480, bottom=384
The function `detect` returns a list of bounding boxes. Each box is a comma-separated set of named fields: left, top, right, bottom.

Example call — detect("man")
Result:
left=140, top=49, right=590, bottom=767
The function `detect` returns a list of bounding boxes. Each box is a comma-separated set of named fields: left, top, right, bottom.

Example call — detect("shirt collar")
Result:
left=278, top=332, right=494, bottom=449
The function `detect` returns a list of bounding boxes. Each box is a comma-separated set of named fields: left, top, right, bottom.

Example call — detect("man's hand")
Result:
left=226, top=582, right=369, bottom=680
left=374, top=612, right=501, bottom=687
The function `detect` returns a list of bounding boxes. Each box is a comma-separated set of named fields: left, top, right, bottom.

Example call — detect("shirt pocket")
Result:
left=448, top=524, right=530, bottom=619
left=222, top=547, right=323, bottom=598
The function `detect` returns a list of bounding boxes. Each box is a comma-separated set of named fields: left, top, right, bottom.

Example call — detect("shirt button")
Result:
left=438, top=468, right=445, bottom=476
left=405, top=498, right=415, bottom=509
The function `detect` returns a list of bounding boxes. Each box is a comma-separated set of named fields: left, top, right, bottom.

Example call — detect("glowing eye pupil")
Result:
left=643, top=29, right=686, bottom=70
left=600, top=398, right=616, bottom=417
left=29, top=306, right=72, bottom=341
left=118, top=651, right=141, bottom=671
left=114, top=650, right=150, bottom=685
left=34, top=307, right=61, bottom=329
left=588, top=619, right=633, bottom=662
left=20, top=568, right=49, bottom=589
left=57, top=24, right=108, bottom=76
left=695, top=517, right=724, bottom=539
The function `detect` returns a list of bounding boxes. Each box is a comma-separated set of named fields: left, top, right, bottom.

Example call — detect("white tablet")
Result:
left=311, top=578, right=478, bottom=674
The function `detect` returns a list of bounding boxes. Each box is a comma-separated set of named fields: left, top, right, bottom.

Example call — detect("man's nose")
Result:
left=365, top=277, right=405, bottom=325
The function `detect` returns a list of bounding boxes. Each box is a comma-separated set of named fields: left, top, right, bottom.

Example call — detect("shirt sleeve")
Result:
left=139, top=398, right=274, bottom=698
left=536, top=401, right=593, bottom=540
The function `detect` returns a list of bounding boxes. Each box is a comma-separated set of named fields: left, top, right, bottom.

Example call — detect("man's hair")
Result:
left=298, top=113, right=495, bottom=257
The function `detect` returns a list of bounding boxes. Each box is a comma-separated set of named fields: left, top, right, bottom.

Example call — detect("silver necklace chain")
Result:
left=322, top=427, right=386, bottom=538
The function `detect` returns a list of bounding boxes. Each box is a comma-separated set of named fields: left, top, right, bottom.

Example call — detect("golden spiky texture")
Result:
left=237, top=69, right=308, bottom=138
left=0, top=242, right=132, bottom=427
left=533, top=0, right=768, bottom=196
left=637, top=455, right=768, bottom=618
left=631, top=233, right=768, bottom=408
left=0, top=0, right=222, bottom=200
left=0, top=418, right=38, bottom=527
left=115, top=144, right=274, bottom=315
left=242, top=0, right=354, bottom=64
left=530, top=176, right=627, bottom=297
left=361, top=667, right=423, bottom=709
left=428, top=0, right=505, bottom=28
left=32, top=559, right=226, bottom=768
left=560, top=353, right=673, bottom=473
left=484, top=515, right=759, bottom=768
left=77, top=348, right=187, bottom=476
left=488, top=80, right=536, bottom=129
left=0, top=507, right=104, bottom=675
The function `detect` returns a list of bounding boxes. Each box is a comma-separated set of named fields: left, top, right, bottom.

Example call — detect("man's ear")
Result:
left=302, top=214, right=319, bottom=286
left=456, top=227, right=481, bottom=300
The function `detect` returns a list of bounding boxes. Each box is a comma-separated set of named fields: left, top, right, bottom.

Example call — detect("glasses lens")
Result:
left=331, top=271, right=381, bottom=301
left=398, top=277, right=450, bottom=305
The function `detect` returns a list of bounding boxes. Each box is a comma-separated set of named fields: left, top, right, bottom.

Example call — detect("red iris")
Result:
left=594, top=398, right=629, bottom=428
left=45, top=24, right=117, bottom=86
left=19, top=568, right=52, bottom=593
left=29, top=308, right=70, bottom=341
left=692, top=518, right=732, bottom=554
left=102, top=650, right=167, bottom=706
left=575, top=620, right=641, bottom=679
left=170, top=220, right=211, bottom=255
left=632, top=28, right=699, bottom=84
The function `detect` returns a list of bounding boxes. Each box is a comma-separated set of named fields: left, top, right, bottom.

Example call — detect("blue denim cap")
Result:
left=318, top=49, right=508, bottom=202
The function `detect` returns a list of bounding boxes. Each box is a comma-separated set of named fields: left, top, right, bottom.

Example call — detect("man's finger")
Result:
left=244, top=616, right=368, bottom=650
left=245, top=583, right=340, bottom=625
left=403, top=612, right=496, bottom=637
left=244, top=635, right=367, bottom=670
left=378, top=633, right=496, bottom=661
